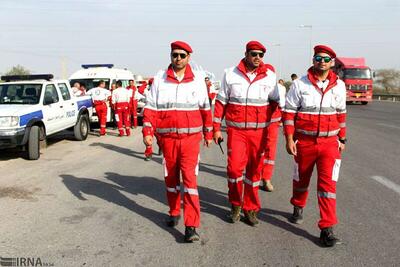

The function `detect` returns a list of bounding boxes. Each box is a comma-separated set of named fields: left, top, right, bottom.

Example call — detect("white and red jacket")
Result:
left=142, top=64, right=213, bottom=139
left=283, top=68, right=346, bottom=139
left=111, top=87, right=132, bottom=105
left=213, top=60, right=280, bottom=131
left=86, top=87, right=111, bottom=104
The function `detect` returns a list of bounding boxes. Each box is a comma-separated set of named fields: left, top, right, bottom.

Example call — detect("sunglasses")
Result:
left=171, top=52, right=188, bottom=59
left=314, top=55, right=332, bottom=63
left=249, top=51, right=264, bottom=58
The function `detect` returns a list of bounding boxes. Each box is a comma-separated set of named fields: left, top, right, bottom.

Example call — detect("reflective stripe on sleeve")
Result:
left=284, top=120, right=294, bottom=126
left=203, top=126, right=213, bottom=132
left=213, top=117, right=222, bottom=123
left=317, top=191, right=336, bottom=199
left=143, top=122, right=152, bottom=127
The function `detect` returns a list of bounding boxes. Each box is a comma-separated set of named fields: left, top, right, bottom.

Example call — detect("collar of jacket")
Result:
left=127, top=85, right=137, bottom=90
left=307, top=67, right=338, bottom=93
left=166, top=64, right=195, bottom=84
left=236, top=59, right=275, bottom=84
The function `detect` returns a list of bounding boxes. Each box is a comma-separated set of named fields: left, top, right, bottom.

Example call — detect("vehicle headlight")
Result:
left=0, top=116, right=19, bottom=127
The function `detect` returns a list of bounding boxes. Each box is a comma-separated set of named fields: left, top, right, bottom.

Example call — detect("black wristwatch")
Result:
left=339, top=138, right=347, bottom=144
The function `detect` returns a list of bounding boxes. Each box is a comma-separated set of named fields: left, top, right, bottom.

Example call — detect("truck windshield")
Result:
left=70, top=79, right=111, bottom=90
left=0, top=84, right=42, bottom=104
left=343, top=68, right=372, bottom=79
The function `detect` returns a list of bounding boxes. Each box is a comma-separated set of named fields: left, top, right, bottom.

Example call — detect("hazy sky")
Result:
left=1, top=0, right=399, bottom=80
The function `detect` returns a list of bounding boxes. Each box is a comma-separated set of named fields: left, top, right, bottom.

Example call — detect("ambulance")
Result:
left=69, top=64, right=145, bottom=123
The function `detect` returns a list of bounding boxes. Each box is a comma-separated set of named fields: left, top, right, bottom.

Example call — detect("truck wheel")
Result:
left=26, top=125, right=40, bottom=160
left=361, top=101, right=368, bottom=105
left=74, top=114, right=89, bottom=141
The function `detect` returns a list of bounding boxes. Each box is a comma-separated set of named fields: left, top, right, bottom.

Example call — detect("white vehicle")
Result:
left=69, top=64, right=145, bottom=123
left=0, top=74, right=93, bottom=160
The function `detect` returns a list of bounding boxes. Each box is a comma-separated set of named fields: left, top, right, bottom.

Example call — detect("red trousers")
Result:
left=162, top=133, right=201, bottom=227
left=261, top=122, right=280, bottom=181
left=227, top=127, right=266, bottom=212
left=94, top=101, right=107, bottom=135
left=131, top=100, right=138, bottom=127
left=291, top=136, right=341, bottom=229
left=115, top=102, right=131, bottom=136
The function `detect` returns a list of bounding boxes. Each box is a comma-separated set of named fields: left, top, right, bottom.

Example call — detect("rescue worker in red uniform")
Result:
left=143, top=78, right=161, bottom=161
left=213, top=41, right=280, bottom=226
left=283, top=45, right=346, bottom=247
left=86, top=80, right=111, bottom=135
left=142, top=41, right=212, bottom=242
left=112, top=80, right=132, bottom=136
left=127, top=80, right=138, bottom=128
left=205, top=77, right=217, bottom=106
left=260, top=79, right=286, bottom=192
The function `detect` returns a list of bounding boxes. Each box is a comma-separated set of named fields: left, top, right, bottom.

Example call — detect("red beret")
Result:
left=314, top=45, right=336, bottom=58
left=246, top=41, right=266, bottom=53
left=171, top=41, right=193, bottom=53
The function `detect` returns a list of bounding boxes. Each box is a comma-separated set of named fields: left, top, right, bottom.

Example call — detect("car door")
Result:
left=42, top=84, right=64, bottom=135
left=57, top=82, right=77, bottom=127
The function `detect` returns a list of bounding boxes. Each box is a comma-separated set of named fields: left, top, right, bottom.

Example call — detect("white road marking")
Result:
left=370, top=176, right=400, bottom=195
left=377, top=123, right=400, bottom=130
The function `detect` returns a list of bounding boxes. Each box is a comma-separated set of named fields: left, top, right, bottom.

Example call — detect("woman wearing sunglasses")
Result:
left=283, top=45, right=347, bottom=247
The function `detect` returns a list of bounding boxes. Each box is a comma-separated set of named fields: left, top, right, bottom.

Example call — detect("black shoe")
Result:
left=243, top=210, right=259, bottom=226
left=184, top=227, right=200, bottom=242
left=166, top=215, right=180, bottom=227
left=228, top=205, right=241, bottom=223
left=320, top=227, right=339, bottom=247
left=288, top=206, right=303, bottom=224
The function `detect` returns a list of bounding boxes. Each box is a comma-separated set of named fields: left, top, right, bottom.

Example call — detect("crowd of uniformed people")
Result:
left=80, top=40, right=347, bottom=246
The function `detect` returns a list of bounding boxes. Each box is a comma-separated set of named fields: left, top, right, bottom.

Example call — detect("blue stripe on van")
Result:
left=19, top=110, right=44, bottom=126
left=77, top=98, right=93, bottom=110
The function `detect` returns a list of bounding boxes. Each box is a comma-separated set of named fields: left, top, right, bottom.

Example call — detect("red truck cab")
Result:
left=333, top=57, right=373, bottom=105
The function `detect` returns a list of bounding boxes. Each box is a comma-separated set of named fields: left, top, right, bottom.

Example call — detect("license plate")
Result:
left=355, top=93, right=361, bottom=98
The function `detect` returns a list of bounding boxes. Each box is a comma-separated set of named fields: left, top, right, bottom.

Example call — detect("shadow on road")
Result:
left=60, top=172, right=231, bottom=243
left=90, top=142, right=228, bottom=179
left=258, top=208, right=320, bottom=246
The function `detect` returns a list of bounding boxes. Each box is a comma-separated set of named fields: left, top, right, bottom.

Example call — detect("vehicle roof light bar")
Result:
left=1, top=74, right=54, bottom=82
left=81, top=64, right=114, bottom=69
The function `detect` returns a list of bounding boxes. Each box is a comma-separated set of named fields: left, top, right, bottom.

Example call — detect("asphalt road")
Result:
left=0, top=101, right=399, bottom=266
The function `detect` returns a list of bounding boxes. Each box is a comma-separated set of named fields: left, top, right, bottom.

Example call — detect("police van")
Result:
left=69, top=64, right=146, bottom=123
left=0, top=74, right=93, bottom=160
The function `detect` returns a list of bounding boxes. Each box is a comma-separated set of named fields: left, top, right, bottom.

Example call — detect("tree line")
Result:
left=1, top=65, right=399, bottom=94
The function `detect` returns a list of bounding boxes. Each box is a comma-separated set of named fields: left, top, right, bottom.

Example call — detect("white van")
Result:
left=69, top=64, right=136, bottom=123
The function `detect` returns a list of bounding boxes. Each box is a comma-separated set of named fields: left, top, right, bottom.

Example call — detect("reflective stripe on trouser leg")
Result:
left=227, top=127, right=248, bottom=207
left=262, top=122, right=279, bottom=181
left=316, top=138, right=340, bottom=229
left=163, top=141, right=181, bottom=217
left=290, top=140, right=318, bottom=208
left=242, top=128, right=265, bottom=211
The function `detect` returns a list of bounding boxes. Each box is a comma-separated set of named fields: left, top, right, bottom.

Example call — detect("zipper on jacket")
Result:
left=245, top=84, right=251, bottom=128
left=316, top=87, right=324, bottom=137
